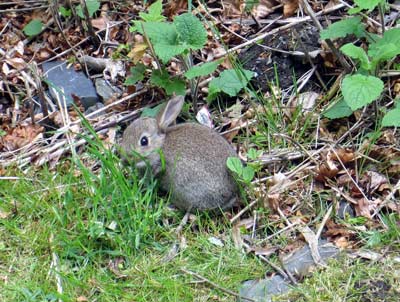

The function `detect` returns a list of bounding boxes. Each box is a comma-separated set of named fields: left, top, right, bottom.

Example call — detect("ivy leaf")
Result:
left=208, top=69, right=254, bottom=101
left=320, top=17, right=365, bottom=40
left=382, top=101, right=400, bottom=127
left=323, top=98, right=353, bottom=119
left=150, top=70, right=185, bottom=95
left=143, top=22, right=186, bottom=63
left=340, top=43, right=371, bottom=70
left=226, top=157, right=243, bottom=175
left=139, top=0, right=165, bottom=22
left=124, top=64, right=146, bottom=86
left=342, top=74, right=384, bottom=111
left=76, top=0, right=100, bottom=19
left=174, top=13, right=207, bottom=50
left=184, top=60, right=222, bottom=80
left=23, top=19, right=43, bottom=37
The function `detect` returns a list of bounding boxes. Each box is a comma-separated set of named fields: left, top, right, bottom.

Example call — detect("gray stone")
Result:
left=43, top=61, right=99, bottom=109
left=282, top=240, right=339, bottom=278
left=239, top=275, right=291, bottom=302
left=84, top=102, right=105, bottom=119
left=95, top=78, right=122, bottom=102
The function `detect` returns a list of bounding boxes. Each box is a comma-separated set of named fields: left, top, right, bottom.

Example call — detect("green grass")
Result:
left=0, top=144, right=265, bottom=301
left=279, top=256, right=400, bottom=302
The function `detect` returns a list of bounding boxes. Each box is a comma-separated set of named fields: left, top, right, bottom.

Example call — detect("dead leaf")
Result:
left=0, top=125, right=44, bottom=151
left=354, top=198, right=381, bottom=219
left=282, top=0, right=299, bottom=17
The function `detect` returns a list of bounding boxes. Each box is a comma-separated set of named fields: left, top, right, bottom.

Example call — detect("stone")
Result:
left=42, top=61, right=99, bottom=110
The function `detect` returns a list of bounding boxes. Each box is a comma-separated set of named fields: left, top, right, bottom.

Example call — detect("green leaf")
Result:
left=184, top=60, right=222, bottom=80
left=227, top=157, right=243, bottom=175
left=342, top=74, right=384, bottom=111
left=208, top=69, right=254, bottom=101
left=368, top=28, right=400, bottom=59
left=124, top=64, right=146, bottom=86
left=174, top=13, right=207, bottom=50
left=354, top=0, right=382, bottom=11
left=241, top=166, right=255, bottom=183
left=323, top=98, right=353, bottom=119
left=23, top=19, right=43, bottom=37
left=59, top=6, right=72, bottom=18
left=340, top=43, right=370, bottom=70
left=320, top=17, right=365, bottom=40
left=247, top=148, right=263, bottom=160
left=76, top=0, right=100, bottom=19
left=139, top=0, right=166, bottom=22
left=143, top=22, right=186, bottom=63
left=141, top=103, right=164, bottom=118
left=150, top=70, right=186, bottom=95
left=382, top=102, right=400, bottom=127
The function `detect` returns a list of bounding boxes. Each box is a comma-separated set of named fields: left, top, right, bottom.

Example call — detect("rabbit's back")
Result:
left=160, top=123, right=238, bottom=211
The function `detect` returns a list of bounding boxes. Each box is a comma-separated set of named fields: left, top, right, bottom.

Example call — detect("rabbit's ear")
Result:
left=157, top=95, right=184, bottom=132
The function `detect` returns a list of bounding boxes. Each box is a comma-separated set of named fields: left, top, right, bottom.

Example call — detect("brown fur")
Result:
left=120, top=96, right=239, bottom=211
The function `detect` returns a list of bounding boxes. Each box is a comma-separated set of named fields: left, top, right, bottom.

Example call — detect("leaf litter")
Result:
left=0, top=0, right=399, bottom=300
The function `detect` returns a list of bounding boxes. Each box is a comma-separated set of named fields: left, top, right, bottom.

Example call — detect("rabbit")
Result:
left=119, top=95, right=239, bottom=212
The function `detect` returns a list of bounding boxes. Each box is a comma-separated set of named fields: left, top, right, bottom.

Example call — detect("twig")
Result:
left=316, top=205, right=333, bottom=240
left=180, top=268, right=256, bottom=302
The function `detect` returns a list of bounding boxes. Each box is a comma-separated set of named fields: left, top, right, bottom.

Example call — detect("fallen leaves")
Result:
left=0, top=124, right=44, bottom=152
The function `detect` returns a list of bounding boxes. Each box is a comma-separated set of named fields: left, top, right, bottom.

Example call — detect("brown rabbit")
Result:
left=120, top=96, right=239, bottom=212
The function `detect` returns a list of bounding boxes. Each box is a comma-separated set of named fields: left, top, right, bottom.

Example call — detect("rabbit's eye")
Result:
left=140, top=136, right=149, bottom=146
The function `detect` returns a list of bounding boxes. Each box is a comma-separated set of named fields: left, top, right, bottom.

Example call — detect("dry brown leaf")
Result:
left=354, top=198, right=381, bottom=219
left=0, top=124, right=44, bottom=151
left=91, top=16, right=109, bottom=30
left=128, top=42, right=148, bottom=64
left=76, top=296, right=88, bottom=302
left=282, top=0, right=299, bottom=17
left=331, top=148, right=355, bottom=164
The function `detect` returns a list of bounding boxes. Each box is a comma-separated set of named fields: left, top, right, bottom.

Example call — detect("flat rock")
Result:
left=43, top=61, right=99, bottom=109
left=239, top=275, right=290, bottom=302
left=282, top=240, right=339, bottom=277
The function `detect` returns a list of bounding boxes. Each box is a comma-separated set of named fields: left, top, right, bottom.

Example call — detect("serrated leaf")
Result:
left=174, top=13, right=207, bottom=50
left=150, top=70, right=186, bottom=95
left=368, top=28, right=400, bottom=58
left=242, top=166, right=255, bottom=183
left=184, top=60, right=222, bottom=80
left=143, top=22, right=186, bottom=63
left=76, top=0, right=100, bottom=19
left=340, top=44, right=371, bottom=70
left=323, top=98, right=353, bottom=119
left=139, top=0, right=166, bottom=22
left=23, top=19, right=43, bottom=37
left=208, top=69, right=254, bottom=100
left=354, top=0, right=382, bottom=10
left=227, top=157, right=243, bottom=175
left=124, top=64, right=146, bottom=86
left=342, top=74, right=384, bottom=111
left=320, top=17, right=365, bottom=40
